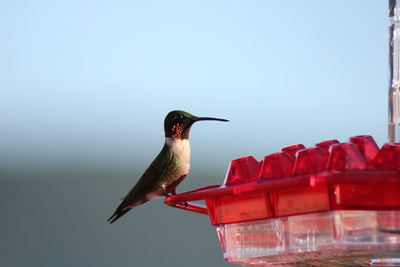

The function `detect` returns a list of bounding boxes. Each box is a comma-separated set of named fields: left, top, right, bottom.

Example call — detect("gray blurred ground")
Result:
left=0, top=168, right=231, bottom=267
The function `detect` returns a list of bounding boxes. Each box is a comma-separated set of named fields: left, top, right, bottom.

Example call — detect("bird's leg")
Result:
left=161, top=187, right=173, bottom=197
left=164, top=175, right=186, bottom=196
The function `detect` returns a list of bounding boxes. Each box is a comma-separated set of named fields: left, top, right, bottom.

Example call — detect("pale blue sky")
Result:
left=1, top=0, right=387, bottom=170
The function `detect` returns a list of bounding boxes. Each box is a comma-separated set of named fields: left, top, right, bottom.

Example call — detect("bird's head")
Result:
left=164, top=110, right=228, bottom=139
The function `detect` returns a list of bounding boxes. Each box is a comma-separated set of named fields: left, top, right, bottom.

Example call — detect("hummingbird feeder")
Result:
left=165, top=2, right=400, bottom=266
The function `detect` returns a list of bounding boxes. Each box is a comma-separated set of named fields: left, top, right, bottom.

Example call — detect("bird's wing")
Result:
left=122, top=145, right=173, bottom=207
left=107, top=144, right=172, bottom=223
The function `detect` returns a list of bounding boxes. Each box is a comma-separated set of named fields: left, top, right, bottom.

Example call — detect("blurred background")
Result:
left=0, top=1, right=387, bottom=266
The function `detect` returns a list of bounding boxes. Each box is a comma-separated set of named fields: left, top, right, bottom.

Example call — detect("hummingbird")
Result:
left=107, top=110, right=228, bottom=223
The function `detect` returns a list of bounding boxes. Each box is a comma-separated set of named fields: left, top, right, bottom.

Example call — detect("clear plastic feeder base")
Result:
left=217, top=211, right=400, bottom=267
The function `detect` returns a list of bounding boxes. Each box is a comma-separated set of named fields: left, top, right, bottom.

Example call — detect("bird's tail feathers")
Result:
left=107, top=208, right=131, bottom=224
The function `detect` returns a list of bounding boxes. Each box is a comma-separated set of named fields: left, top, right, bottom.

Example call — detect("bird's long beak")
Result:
left=183, top=116, right=228, bottom=134
left=194, top=117, right=229, bottom=122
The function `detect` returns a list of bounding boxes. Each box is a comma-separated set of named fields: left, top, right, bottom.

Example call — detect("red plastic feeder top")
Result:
left=165, top=135, right=400, bottom=226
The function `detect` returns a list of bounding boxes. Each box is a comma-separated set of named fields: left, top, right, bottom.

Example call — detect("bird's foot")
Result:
left=161, top=188, right=173, bottom=197
left=161, top=188, right=177, bottom=197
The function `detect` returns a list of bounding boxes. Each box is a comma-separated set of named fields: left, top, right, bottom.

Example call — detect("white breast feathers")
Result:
left=165, top=137, right=191, bottom=167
